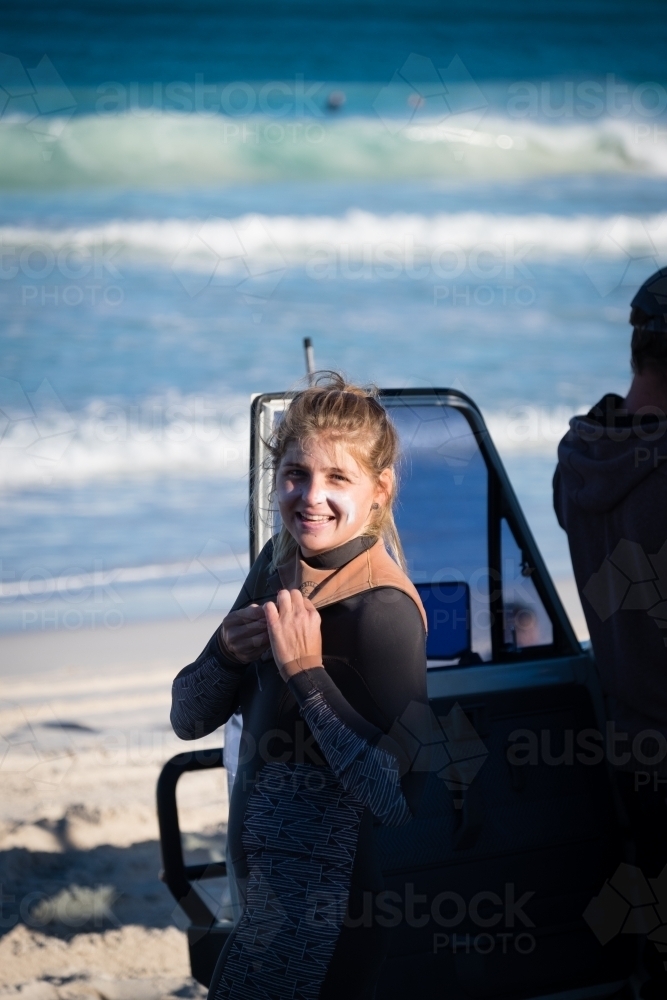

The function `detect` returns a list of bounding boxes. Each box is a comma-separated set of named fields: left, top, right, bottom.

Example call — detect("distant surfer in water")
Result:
left=171, top=373, right=427, bottom=999
left=326, top=89, right=346, bottom=111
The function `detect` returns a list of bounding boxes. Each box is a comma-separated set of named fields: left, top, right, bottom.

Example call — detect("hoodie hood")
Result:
left=557, top=394, right=667, bottom=514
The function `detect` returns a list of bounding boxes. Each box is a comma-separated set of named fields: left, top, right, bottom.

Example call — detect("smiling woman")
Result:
left=269, top=373, right=405, bottom=569
left=277, top=438, right=376, bottom=544
left=170, top=373, right=428, bottom=1000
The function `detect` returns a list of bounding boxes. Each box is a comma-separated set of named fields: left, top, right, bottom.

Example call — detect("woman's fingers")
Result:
left=224, top=625, right=267, bottom=654
left=264, top=601, right=279, bottom=626
left=226, top=618, right=267, bottom=638
left=264, top=589, right=321, bottom=669
left=289, top=588, right=305, bottom=611
left=303, top=595, right=319, bottom=619
left=275, top=589, right=293, bottom=615
left=220, top=603, right=272, bottom=662
left=226, top=616, right=268, bottom=633
left=234, top=604, right=266, bottom=621
left=223, top=633, right=271, bottom=663
left=227, top=630, right=268, bottom=651
left=226, top=605, right=265, bottom=627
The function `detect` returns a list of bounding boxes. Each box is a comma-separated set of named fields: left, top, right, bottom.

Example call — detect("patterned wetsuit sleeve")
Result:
left=288, top=588, right=428, bottom=827
left=288, top=667, right=413, bottom=826
left=170, top=629, right=247, bottom=740
left=170, top=540, right=275, bottom=740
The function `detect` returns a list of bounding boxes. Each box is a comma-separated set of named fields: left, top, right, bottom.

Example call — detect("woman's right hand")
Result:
left=219, top=603, right=270, bottom=663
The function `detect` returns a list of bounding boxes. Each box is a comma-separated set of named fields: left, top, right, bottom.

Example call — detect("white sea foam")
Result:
left=484, top=405, right=575, bottom=456
left=2, top=210, right=667, bottom=270
left=0, top=389, right=251, bottom=490
left=0, top=111, right=665, bottom=188
left=0, top=385, right=575, bottom=492
left=0, top=551, right=249, bottom=600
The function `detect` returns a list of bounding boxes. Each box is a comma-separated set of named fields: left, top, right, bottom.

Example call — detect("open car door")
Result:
left=158, top=387, right=633, bottom=999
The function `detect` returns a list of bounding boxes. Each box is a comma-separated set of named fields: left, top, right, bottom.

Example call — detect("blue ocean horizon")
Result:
left=1, top=0, right=666, bottom=632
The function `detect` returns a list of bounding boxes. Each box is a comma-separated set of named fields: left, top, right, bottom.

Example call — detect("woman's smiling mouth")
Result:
left=296, top=512, right=336, bottom=525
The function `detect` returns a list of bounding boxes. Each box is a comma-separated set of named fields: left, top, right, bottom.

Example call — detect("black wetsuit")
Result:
left=170, top=535, right=428, bottom=999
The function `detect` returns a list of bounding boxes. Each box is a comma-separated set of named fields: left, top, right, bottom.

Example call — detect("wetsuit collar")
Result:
left=277, top=535, right=427, bottom=629
left=300, top=534, right=377, bottom=570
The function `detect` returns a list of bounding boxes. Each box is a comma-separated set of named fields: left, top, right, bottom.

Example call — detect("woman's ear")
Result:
left=374, top=468, right=393, bottom=509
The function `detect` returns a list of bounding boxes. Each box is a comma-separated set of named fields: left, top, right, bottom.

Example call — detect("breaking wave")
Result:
left=2, top=210, right=666, bottom=270
left=0, top=110, right=665, bottom=188
left=0, top=384, right=576, bottom=492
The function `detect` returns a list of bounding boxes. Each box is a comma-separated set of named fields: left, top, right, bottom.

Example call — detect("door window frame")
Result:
left=249, top=387, right=580, bottom=664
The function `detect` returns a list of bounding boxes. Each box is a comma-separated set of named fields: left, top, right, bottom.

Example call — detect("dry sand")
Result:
left=0, top=616, right=228, bottom=1000
left=0, top=584, right=587, bottom=1000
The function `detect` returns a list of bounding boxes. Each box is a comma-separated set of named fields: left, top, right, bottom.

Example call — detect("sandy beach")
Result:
left=0, top=579, right=587, bottom=1000
left=0, top=615, right=230, bottom=1000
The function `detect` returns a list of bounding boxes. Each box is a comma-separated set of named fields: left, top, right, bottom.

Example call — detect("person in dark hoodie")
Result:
left=554, top=268, right=667, bottom=1000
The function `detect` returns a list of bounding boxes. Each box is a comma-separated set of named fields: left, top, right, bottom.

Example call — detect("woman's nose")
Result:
left=301, top=476, right=327, bottom=505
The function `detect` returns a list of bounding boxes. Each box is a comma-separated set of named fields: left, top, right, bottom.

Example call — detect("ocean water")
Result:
left=1, top=1, right=666, bottom=633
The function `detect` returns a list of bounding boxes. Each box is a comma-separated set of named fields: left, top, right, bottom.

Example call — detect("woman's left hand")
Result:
left=264, top=589, right=323, bottom=681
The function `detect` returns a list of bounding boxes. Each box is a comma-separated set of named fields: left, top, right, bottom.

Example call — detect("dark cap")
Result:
left=630, top=267, right=667, bottom=332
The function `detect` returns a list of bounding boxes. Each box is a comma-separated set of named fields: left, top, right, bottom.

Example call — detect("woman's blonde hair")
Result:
left=266, top=371, right=406, bottom=571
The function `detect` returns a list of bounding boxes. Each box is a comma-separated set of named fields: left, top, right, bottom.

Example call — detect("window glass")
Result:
left=501, top=517, right=553, bottom=650
left=387, top=400, right=490, bottom=663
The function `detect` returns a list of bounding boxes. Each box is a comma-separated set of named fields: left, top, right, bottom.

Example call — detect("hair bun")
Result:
left=311, top=370, right=380, bottom=400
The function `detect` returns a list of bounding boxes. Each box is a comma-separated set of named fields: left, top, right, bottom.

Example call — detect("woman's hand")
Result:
left=220, top=604, right=270, bottom=663
left=264, top=589, right=323, bottom=681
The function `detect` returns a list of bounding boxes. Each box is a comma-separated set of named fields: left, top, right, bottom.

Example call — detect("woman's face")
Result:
left=276, top=436, right=390, bottom=557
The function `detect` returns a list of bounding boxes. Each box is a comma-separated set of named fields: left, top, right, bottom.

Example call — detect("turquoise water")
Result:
left=1, top=1, right=665, bottom=631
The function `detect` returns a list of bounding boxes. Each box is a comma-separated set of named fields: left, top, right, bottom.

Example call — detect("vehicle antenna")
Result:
left=303, top=337, right=315, bottom=385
